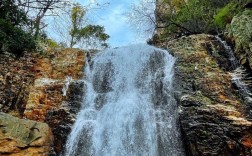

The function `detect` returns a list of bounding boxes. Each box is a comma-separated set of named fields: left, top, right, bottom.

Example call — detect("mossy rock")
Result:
left=228, top=9, right=252, bottom=68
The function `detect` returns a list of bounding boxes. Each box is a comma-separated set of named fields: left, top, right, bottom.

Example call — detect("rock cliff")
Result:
left=0, top=48, right=85, bottom=155
left=157, top=34, right=252, bottom=155
left=154, top=1, right=252, bottom=155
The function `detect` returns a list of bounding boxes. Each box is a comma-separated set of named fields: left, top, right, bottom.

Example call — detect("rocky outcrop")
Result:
left=23, top=48, right=85, bottom=154
left=0, top=112, right=53, bottom=156
left=0, top=52, right=37, bottom=117
left=45, top=81, right=84, bottom=154
left=228, top=9, right=252, bottom=69
left=157, top=34, right=252, bottom=155
left=0, top=48, right=86, bottom=155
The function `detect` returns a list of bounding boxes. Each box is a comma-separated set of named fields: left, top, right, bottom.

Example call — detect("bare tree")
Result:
left=127, top=0, right=156, bottom=37
left=51, top=1, right=110, bottom=49
left=17, top=0, right=72, bottom=37
left=127, top=0, right=193, bottom=38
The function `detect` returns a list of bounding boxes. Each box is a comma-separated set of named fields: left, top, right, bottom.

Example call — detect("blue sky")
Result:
left=76, top=0, right=148, bottom=47
left=46, top=0, right=154, bottom=48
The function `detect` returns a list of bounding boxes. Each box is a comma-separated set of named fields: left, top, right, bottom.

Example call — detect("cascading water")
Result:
left=215, top=36, right=252, bottom=103
left=64, top=44, right=185, bottom=156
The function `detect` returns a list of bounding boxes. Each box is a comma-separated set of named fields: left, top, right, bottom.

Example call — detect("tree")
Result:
left=127, top=0, right=191, bottom=38
left=127, top=0, right=156, bottom=37
left=69, top=4, right=109, bottom=49
left=17, top=0, right=71, bottom=38
left=69, top=4, right=85, bottom=48
left=52, top=3, right=109, bottom=49
left=76, top=24, right=109, bottom=49
left=129, top=0, right=238, bottom=41
left=0, top=0, right=36, bottom=55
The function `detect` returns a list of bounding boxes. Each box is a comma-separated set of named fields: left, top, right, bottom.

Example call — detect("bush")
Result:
left=45, top=39, right=60, bottom=48
left=0, top=0, right=36, bottom=56
left=159, top=0, right=234, bottom=38
left=0, top=19, right=36, bottom=56
left=214, top=2, right=238, bottom=29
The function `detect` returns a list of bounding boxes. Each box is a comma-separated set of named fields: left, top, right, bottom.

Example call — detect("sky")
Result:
left=78, top=0, right=147, bottom=47
left=47, top=0, right=155, bottom=48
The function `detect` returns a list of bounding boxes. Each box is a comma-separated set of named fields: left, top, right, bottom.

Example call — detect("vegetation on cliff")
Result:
left=0, top=0, right=109, bottom=56
left=153, top=0, right=252, bottom=41
left=0, top=0, right=36, bottom=55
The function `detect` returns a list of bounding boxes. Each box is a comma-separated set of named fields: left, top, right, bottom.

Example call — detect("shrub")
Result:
left=0, top=19, right=36, bottom=56
left=0, top=0, right=36, bottom=56
left=214, top=2, right=238, bottom=29
left=159, top=0, right=234, bottom=38
left=45, top=39, right=60, bottom=48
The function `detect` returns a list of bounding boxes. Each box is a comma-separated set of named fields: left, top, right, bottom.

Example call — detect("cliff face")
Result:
left=154, top=0, right=252, bottom=154
left=0, top=48, right=85, bottom=155
left=157, top=34, right=252, bottom=155
left=0, top=52, right=37, bottom=117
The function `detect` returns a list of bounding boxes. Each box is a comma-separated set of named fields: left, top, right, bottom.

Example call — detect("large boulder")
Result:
left=0, top=112, right=53, bottom=155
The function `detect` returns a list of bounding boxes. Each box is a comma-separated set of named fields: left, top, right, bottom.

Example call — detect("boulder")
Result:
left=0, top=112, right=53, bottom=156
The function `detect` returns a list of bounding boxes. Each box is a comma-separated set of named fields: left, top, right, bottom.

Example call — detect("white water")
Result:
left=65, top=44, right=184, bottom=156
left=62, top=76, right=73, bottom=96
left=215, top=36, right=239, bottom=69
left=215, top=36, right=252, bottom=103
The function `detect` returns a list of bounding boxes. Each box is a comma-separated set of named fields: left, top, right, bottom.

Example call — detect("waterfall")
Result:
left=215, top=36, right=252, bottom=103
left=64, top=44, right=185, bottom=156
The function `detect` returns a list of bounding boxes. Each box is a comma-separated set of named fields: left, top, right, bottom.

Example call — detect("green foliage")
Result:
left=160, top=0, right=235, bottom=38
left=45, top=39, right=60, bottom=48
left=214, top=2, right=238, bottom=29
left=69, top=4, right=109, bottom=49
left=70, top=4, right=85, bottom=47
left=0, top=0, right=36, bottom=56
left=0, top=0, right=29, bottom=26
left=77, top=25, right=110, bottom=48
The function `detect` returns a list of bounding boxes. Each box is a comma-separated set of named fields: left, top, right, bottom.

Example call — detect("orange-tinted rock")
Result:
left=24, top=79, right=64, bottom=121
left=0, top=112, right=53, bottom=156
left=23, top=48, right=85, bottom=154
left=25, top=48, right=85, bottom=121
left=0, top=48, right=85, bottom=155
left=241, top=134, right=252, bottom=148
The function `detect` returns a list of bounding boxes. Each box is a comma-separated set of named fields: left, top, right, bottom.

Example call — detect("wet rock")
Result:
left=45, top=81, right=84, bottom=154
left=23, top=49, right=85, bottom=154
left=94, top=94, right=107, bottom=110
left=92, top=62, right=114, bottom=93
left=157, top=34, right=252, bottom=155
left=0, top=112, right=53, bottom=155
